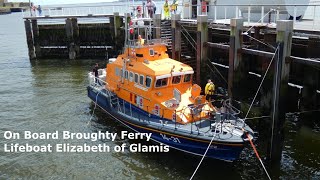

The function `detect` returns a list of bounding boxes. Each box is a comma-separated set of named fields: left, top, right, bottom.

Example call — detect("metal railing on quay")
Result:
left=22, top=4, right=130, bottom=17
left=22, top=3, right=320, bottom=31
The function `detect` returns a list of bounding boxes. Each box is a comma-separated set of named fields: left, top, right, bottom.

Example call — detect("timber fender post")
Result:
left=154, top=14, right=161, bottom=39
left=196, top=15, right=208, bottom=86
left=302, top=37, right=320, bottom=110
left=268, top=20, right=293, bottom=165
left=253, top=26, right=261, bottom=48
left=65, top=18, right=77, bottom=60
left=228, top=18, right=244, bottom=101
left=72, top=18, right=80, bottom=59
left=31, top=19, right=41, bottom=58
left=24, top=19, right=36, bottom=60
left=301, top=65, right=319, bottom=110
left=171, top=14, right=181, bottom=61
left=113, top=12, right=120, bottom=38
left=112, top=12, right=122, bottom=54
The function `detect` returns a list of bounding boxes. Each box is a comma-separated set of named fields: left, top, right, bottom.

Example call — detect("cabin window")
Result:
left=125, top=70, right=128, bottom=79
left=134, top=73, right=139, bottom=83
left=146, top=76, right=152, bottom=88
left=139, top=75, right=144, bottom=85
left=155, top=78, right=168, bottom=87
left=115, top=67, right=120, bottom=76
left=129, top=72, right=134, bottom=82
left=184, top=74, right=192, bottom=83
left=172, top=75, right=181, bottom=84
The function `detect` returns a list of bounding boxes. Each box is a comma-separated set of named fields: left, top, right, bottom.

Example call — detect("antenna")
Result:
left=149, top=18, right=152, bottom=43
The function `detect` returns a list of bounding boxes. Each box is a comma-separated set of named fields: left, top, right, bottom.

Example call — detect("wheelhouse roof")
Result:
left=112, top=57, right=193, bottom=77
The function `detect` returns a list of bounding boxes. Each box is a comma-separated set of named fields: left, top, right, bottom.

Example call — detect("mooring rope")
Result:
left=244, top=9, right=274, bottom=34
left=245, top=109, right=320, bottom=121
left=242, top=9, right=276, bottom=50
left=244, top=130, right=272, bottom=180
left=270, top=45, right=280, bottom=166
left=240, top=44, right=280, bottom=180
left=244, top=116, right=271, bottom=120
left=243, top=33, right=276, bottom=50
left=189, top=124, right=218, bottom=180
left=244, top=43, right=280, bottom=122
left=206, top=61, right=228, bottom=85
left=288, top=109, right=320, bottom=115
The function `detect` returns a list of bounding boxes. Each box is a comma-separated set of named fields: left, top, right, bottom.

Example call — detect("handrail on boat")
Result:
left=126, top=38, right=169, bottom=48
left=89, top=72, right=245, bottom=135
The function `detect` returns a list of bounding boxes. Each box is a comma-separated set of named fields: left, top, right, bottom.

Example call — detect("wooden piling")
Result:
left=114, top=12, right=121, bottom=38
left=72, top=18, right=79, bottom=58
left=196, top=15, right=208, bottom=86
left=307, top=37, right=320, bottom=58
left=263, top=33, right=276, bottom=48
left=268, top=20, right=293, bottom=165
left=66, top=18, right=76, bottom=60
left=301, top=66, right=319, bottom=110
left=171, top=14, right=181, bottom=61
left=24, top=19, right=36, bottom=60
left=113, top=12, right=123, bottom=54
left=31, top=19, right=41, bottom=58
left=253, top=26, right=261, bottom=48
left=303, top=37, right=320, bottom=110
left=228, top=18, right=243, bottom=100
left=153, top=14, right=161, bottom=39
left=109, top=14, right=115, bottom=34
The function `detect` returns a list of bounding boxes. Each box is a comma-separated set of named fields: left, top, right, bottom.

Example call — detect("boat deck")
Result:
left=91, top=85, right=249, bottom=143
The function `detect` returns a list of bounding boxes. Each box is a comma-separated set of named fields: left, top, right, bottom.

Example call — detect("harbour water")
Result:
left=0, top=12, right=319, bottom=179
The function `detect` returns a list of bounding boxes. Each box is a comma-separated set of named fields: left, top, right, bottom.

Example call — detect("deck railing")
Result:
left=22, top=3, right=320, bottom=31
left=22, top=4, right=130, bottom=17
left=201, top=3, right=320, bottom=31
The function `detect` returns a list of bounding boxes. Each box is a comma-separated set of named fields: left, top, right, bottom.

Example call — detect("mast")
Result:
left=124, top=13, right=129, bottom=50
left=149, top=18, right=152, bottom=44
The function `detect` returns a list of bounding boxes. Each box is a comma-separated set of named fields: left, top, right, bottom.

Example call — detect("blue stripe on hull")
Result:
left=87, top=86, right=244, bottom=162
left=122, top=121, right=244, bottom=161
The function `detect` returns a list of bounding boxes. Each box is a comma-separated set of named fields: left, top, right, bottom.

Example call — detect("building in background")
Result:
left=0, top=0, right=30, bottom=13
left=181, top=0, right=314, bottom=22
